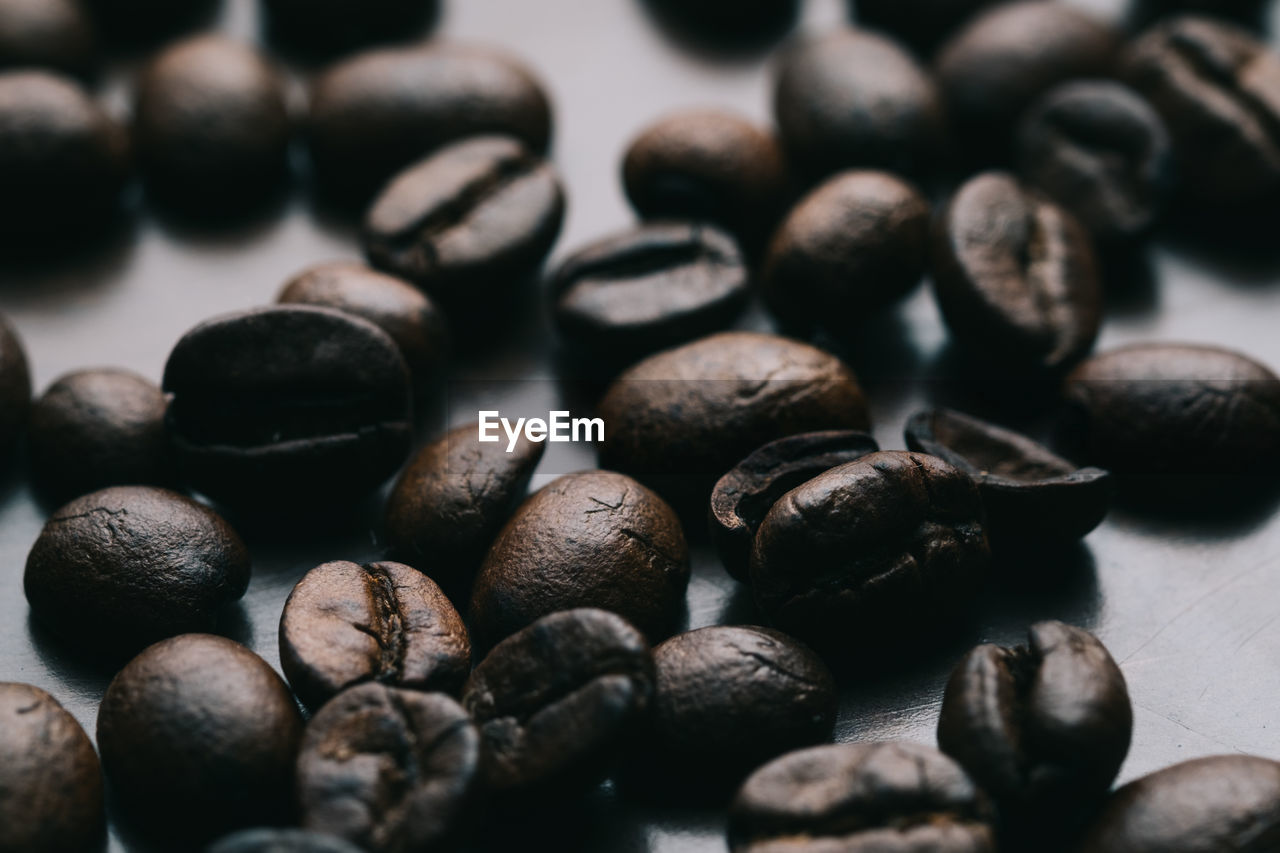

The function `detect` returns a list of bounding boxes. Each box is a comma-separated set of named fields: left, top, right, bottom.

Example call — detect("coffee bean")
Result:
left=710, top=430, right=879, bottom=581
left=0, top=0, right=95, bottom=77
left=905, top=408, right=1111, bottom=545
left=24, top=486, right=250, bottom=650
left=762, top=170, right=931, bottom=335
left=0, top=313, right=31, bottom=458
left=27, top=368, right=174, bottom=505
left=208, top=829, right=365, bottom=853
left=83, top=0, right=218, bottom=43
left=1076, top=755, right=1280, bottom=852
left=278, top=261, right=449, bottom=388
left=98, top=635, right=304, bottom=843
left=262, top=0, right=436, bottom=54
left=933, top=171, right=1102, bottom=372
left=855, top=0, right=1006, bottom=55
left=1122, top=15, right=1280, bottom=206
left=279, top=560, right=471, bottom=710
left=728, top=742, right=996, bottom=852
left=645, top=0, right=798, bottom=43
left=461, top=608, right=654, bottom=794
left=163, top=305, right=412, bottom=512
left=551, top=222, right=750, bottom=363
left=297, top=684, right=481, bottom=853
left=773, top=29, right=945, bottom=182
left=363, top=136, right=565, bottom=312
left=750, top=450, right=990, bottom=656
left=469, top=470, right=689, bottom=650
left=384, top=422, right=544, bottom=596
left=308, top=43, right=551, bottom=204
left=0, top=683, right=103, bottom=853
left=1016, top=81, right=1173, bottom=242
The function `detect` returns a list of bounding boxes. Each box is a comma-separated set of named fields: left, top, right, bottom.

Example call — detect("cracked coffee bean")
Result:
left=0, top=0, right=95, bottom=77
left=262, top=0, right=437, bottom=54
left=24, top=486, right=250, bottom=650
left=163, top=305, right=412, bottom=512
left=279, top=560, right=471, bottom=710
left=710, top=430, right=880, bottom=581
left=728, top=742, right=996, bottom=853
left=469, top=469, right=689, bottom=651
left=0, top=683, right=104, bottom=853
left=98, top=635, right=304, bottom=844
left=0, top=313, right=31, bottom=458
left=297, top=684, right=481, bottom=853
left=854, top=0, right=1005, bottom=55
left=461, top=608, right=655, bottom=794
left=208, top=829, right=365, bottom=853
left=933, top=171, right=1102, bottom=373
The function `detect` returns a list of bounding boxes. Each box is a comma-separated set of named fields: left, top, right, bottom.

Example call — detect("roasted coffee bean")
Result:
left=84, top=0, right=218, bottom=43
left=469, top=470, right=689, bottom=650
left=163, top=305, right=412, bottom=511
left=279, top=560, right=471, bottom=710
left=932, top=171, right=1102, bottom=372
left=461, top=608, right=654, bottom=794
left=208, top=829, right=365, bottom=853
left=905, top=409, right=1111, bottom=545
left=0, top=683, right=103, bottom=853
left=645, top=0, right=798, bottom=42
left=262, top=0, right=437, bottom=54
left=751, top=450, right=990, bottom=656
left=308, top=43, right=551, bottom=204
left=27, top=368, right=173, bottom=505
left=98, top=635, right=304, bottom=843
left=1122, top=15, right=1280, bottom=206
left=24, top=486, right=250, bottom=649
left=1077, top=755, right=1280, bottom=852
left=762, top=170, right=931, bottom=335
left=363, top=136, right=565, bottom=312
left=854, top=0, right=1006, bottom=55
left=551, top=222, right=750, bottom=362
left=278, top=261, right=449, bottom=388
left=728, top=742, right=997, bottom=853
left=384, top=422, right=544, bottom=596
left=134, top=35, right=291, bottom=212
left=1016, top=81, right=1173, bottom=242
left=0, top=0, right=95, bottom=77
left=710, top=430, right=880, bottom=581
left=297, top=684, right=481, bottom=853
left=0, top=313, right=31, bottom=458
left=773, top=29, right=945, bottom=182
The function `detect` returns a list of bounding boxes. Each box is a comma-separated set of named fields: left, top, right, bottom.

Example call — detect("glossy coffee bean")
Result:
left=24, top=486, right=250, bottom=650
left=98, top=635, right=304, bottom=843
left=27, top=368, right=173, bottom=505
left=308, top=43, right=551, bottom=204
left=384, top=422, right=544, bottom=596
left=1077, top=755, right=1280, bottom=852
left=208, top=829, right=364, bottom=853
left=751, top=450, right=990, bottom=655
left=933, top=171, right=1102, bottom=372
left=855, top=0, right=1006, bottom=55
left=762, top=170, right=931, bottom=335
left=280, top=560, right=471, bottom=710
left=364, top=136, right=565, bottom=312
left=297, top=685, right=481, bottom=853
left=0, top=683, right=104, bottom=853
left=469, top=470, right=689, bottom=650
left=728, top=742, right=996, bottom=852
left=710, top=430, right=880, bottom=581
left=906, top=408, right=1111, bottom=545
left=551, top=222, right=750, bottom=363
left=461, top=608, right=655, bottom=794
left=1122, top=15, right=1280, bottom=205
left=0, top=313, right=31, bottom=458
left=262, top=0, right=436, bottom=54
left=0, top=0, right=94, bottom=77
left=163, top=305, right=412, bottom=511
left=773, top=29, right=945, bottom=182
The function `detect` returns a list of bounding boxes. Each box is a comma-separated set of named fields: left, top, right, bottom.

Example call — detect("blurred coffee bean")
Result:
left=0, top=314, right=31, bottom=458
left=0, top=0, right=94, bottom=77
left=644, top=0, right=799, bottom=45
left=855, top=0, right=1008, bottom=55
left=262, top=0, right=437, bottom=54
left=208, top=829, right=364, bottom=853
left=84, top=0, right=219, bottom=44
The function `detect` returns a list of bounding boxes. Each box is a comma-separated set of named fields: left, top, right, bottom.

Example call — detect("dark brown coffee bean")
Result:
left=83, top=0, right=218, bottom=43
left=0, top=683, right=103, bottom=853
left=933, top=171, right=1102, bottom=372
left=710, top=430, right=880, bottom=581
left=0, top=0, right=95, bottom=77
left=469, top=470, right=689, bottom=650
left=208, top=829, right=364, bottom=853
left=262, top=0, right=436, bottom=54
left=24, top=486, right=250, bottom=650
left=855, top=0, right=1006, bottom=55
left=98, top=635, right=304, bottom=843
left=297, top=684, right=481, bottom=853
left=728, top=742, right=996, bottom=853
left=461, top=608, right=655, bottom=794
left=0, top=313, right=31, bottom=458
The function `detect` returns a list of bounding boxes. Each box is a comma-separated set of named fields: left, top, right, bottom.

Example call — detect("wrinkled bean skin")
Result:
left=0, top=0, right=95, bottom=77
left=0, top=313, right=31, bottom=458
left=207, top=829, right=365, bottom=853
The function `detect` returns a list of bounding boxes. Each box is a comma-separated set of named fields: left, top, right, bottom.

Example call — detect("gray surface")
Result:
left=4, top=0, right=1280, bottom=850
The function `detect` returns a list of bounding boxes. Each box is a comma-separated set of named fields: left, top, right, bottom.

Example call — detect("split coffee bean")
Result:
left=728, top=742, right=996, bottom=852
left=854, top=0, right=1005, bottom=55
left=208, top=829, right=365, bottom=853
left=279, top=560, right=471, bottom=710
left=461, top=608, right=655, bottom=794
left=469, top=469, right=689, bottom=650
left=0, top=313, right=31, bottom=458
left=262, top=0, right=437, bottom=54
left=98, top=635, right=304, bottom=843
left=0, top=0, right=95, bottom=77
left=0, top=683, right=104, bottom=853
left=24, top=486, right=250, bottom=650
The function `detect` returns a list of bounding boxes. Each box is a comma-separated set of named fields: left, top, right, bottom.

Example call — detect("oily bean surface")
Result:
left=0, top=313, right=31, bottom=456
